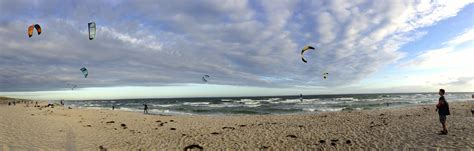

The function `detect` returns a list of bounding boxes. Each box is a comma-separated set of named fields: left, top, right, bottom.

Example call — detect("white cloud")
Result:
left=444, top=28, right=474, bottom=46
left=392, top=24, right=474, bottom=92
left=404, top=47, right=474, bottom=69
left=0, top=0, right=473, bottom=93
left=99, top=27, right=163, bottom=52
left=402, top=26, right=474, bottom=70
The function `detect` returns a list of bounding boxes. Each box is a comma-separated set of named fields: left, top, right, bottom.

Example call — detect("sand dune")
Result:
left=0, top=100, right=473, bottom=150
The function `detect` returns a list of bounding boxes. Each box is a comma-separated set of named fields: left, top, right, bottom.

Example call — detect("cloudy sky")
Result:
left=1, top=0, right=473, bottom=100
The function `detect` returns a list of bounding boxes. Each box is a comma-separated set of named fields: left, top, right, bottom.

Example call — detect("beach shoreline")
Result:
left=1, top=98, right=473, bottom=150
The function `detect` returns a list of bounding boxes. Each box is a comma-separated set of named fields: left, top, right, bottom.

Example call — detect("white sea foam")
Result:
left=152, top=104, right=178, bottom=107
left=207, top=103, right=241, bottom=108
left=237, top=99, right=261, bottom=105
left=183, top=102, right=210, bottom=106
left=118, top=107, right=141, bottom=112
left=317, top=107, right=345, bottom=112
left=334, top=97, right=359, bottom=101
left=280, top=99, right=302, bottom=104
left=302, top=108, right=316, bottom=112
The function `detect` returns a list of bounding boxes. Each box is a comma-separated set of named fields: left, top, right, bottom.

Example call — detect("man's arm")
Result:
left=436, top=100, right=444, bottom=112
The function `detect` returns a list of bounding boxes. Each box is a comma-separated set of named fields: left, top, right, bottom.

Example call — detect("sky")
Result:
left=0, top=0, right=473, bottom=100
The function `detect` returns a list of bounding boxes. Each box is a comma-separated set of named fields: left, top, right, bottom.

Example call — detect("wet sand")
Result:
left=0, top=98, right=473, bottom=150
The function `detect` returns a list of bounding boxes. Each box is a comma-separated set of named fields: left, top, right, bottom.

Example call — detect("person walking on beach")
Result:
left=143, top=104, right=149, bottom=114
left=436, top=89, right=450, bottom=135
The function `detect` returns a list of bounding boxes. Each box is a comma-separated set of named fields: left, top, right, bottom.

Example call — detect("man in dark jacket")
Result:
left=436, top=89, right=450, bottom=135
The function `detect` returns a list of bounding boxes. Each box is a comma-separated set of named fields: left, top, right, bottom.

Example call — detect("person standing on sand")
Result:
left=436, top=89, right=450, bottom=135
left=143, top=104, right=148, bottom=114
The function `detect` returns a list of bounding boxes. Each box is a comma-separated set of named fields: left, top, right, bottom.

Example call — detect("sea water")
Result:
left=65, top=93, right=474, bottom=115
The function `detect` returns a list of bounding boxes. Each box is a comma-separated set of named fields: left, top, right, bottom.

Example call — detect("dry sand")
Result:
left=0, top=98, right=473, bottom=150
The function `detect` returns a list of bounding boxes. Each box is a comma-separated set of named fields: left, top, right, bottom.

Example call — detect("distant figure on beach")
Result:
left=300, top=94, right=303, bottom=102
left=13, top=102, right=16, bottom=106
left=8, top=102, right=11, bottom=106
left=143, top=104, right=148, bottom=114
left=35, top=101, right=38, bottom=107
left=436, top=89, right=450, bottom=135
left=112, top=105, right=115, bottom=110
left=60, top=100, right=64, bottom=106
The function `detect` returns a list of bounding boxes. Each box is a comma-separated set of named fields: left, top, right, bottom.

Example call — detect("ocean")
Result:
left=65, top=93, right=474, bottom=115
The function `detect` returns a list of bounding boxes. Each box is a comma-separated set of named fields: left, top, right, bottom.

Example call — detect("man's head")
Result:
left=439, top=89, right=445, bottom=96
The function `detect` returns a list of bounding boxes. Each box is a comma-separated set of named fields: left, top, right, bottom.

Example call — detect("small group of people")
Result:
left=108, top=104, right=147, bottom=114
left=7, top=100, right=39, bottom=107
left=7, top=101, right=15, bottom=106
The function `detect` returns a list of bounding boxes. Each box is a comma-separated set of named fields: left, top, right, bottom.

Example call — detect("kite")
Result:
left=88, top=22, right=96, bottom=40
left=301, top=45, right=315, bottom=63
left=67, top=84, right=78, bottom=90
left=80, top=67, right=88, bottom=78
left=202, top=75, right=210, bottom=82
left=66, top=83, right=78, bottom=90
left=28, top=24, right=42, bottom=37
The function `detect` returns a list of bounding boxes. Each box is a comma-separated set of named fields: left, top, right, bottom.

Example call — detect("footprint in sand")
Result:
left=211, top=132, right=220, bottom=135
left=222, top=127, right=235, bottom=130
left=286, top=135, right=297, bottom=138
left=121, top=123, right=127, bottom=129
left=346, top=140, right=352, bottom=144
left=170, top=128, right=176, bottom=130
left=319, top=140, right=326, bottom=144
left=184, top=144, right=203, bottom=151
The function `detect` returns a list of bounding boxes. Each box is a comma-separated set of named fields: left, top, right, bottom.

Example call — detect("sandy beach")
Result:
left=0, top=98, right=473, bottom=150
